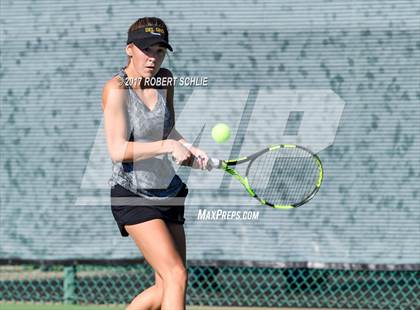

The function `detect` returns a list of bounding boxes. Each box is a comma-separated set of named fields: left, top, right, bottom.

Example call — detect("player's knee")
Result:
left=163, top=264, right=188, bottom=287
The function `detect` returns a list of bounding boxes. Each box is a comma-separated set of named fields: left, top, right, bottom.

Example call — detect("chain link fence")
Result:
left=1, top=263, right=418, bottom=309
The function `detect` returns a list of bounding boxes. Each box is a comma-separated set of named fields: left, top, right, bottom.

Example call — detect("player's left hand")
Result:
left=189, top=146, right=209, bottom=170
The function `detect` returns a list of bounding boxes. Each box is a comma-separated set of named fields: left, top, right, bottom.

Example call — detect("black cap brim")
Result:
left=131, top=37, right=173, bottom=52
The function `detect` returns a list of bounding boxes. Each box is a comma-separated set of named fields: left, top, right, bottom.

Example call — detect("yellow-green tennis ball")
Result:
left=212, top=123, right=231, bottom=143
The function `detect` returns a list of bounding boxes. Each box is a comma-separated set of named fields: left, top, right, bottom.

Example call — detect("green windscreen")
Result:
left=1, top=0, right=419, bottom=270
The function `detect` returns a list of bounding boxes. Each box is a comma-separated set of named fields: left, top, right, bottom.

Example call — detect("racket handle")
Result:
left=207, top=158, right=221, bottom=170
left=171, top=155, right=209, bottom=169
left=171, top=155, right=220, bottom=171
left=171, top=155, right=195, bottom=166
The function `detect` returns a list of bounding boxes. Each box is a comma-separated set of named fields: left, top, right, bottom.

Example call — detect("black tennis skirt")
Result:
left=110, top=183, right=188, bottom=237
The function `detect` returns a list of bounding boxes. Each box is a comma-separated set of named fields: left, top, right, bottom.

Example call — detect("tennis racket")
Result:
left=206, top=144, right=323, bottom=209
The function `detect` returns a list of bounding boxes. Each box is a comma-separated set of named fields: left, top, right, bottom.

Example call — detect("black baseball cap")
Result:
left=127, top=25, right=173, bottom=52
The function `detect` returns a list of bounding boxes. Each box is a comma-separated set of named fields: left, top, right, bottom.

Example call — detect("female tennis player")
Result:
left=102, top=17, right=208, bottom=310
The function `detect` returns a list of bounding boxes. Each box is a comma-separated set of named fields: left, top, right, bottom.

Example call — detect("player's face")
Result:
left=129, top=43, right=167, bottom=77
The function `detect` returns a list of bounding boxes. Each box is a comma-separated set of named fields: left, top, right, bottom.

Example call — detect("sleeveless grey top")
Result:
left=108, top=67, right=184, bottom=199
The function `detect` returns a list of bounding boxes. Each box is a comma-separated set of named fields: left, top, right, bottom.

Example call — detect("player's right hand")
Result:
left=170, top=140, right=193, bottom=166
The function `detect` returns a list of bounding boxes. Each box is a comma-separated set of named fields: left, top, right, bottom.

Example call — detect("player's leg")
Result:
left=125, top=271, right=163, bottom=310
left=167, top=222, right=187, bottom=302
left=167, top=222, right=186, bottom=265
left=128, top=223, right=186, bottom=310
left=125, top=219, right=187, bottom=310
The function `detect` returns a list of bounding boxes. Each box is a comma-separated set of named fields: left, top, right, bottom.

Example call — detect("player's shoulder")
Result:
left=102, top=75, right=128, bottom=111
left=103, top=75, right=127, bottom=96
left=106, top=74, right=127, bottom=90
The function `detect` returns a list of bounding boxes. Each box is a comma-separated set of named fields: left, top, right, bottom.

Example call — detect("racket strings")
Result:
left=247, top=148, right=320, bottom=205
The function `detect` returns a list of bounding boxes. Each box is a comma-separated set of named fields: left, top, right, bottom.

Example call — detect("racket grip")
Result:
left=207, top=158, right=221, bottom=170
left=171, top=155, right=208, bottom=169
left=171, top=155, right=195, bottom=166
left=171, top=155, right=219, bottom=171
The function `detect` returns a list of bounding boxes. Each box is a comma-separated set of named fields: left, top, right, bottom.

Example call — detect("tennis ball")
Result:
left=212, top=123, right=231, bottom=143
